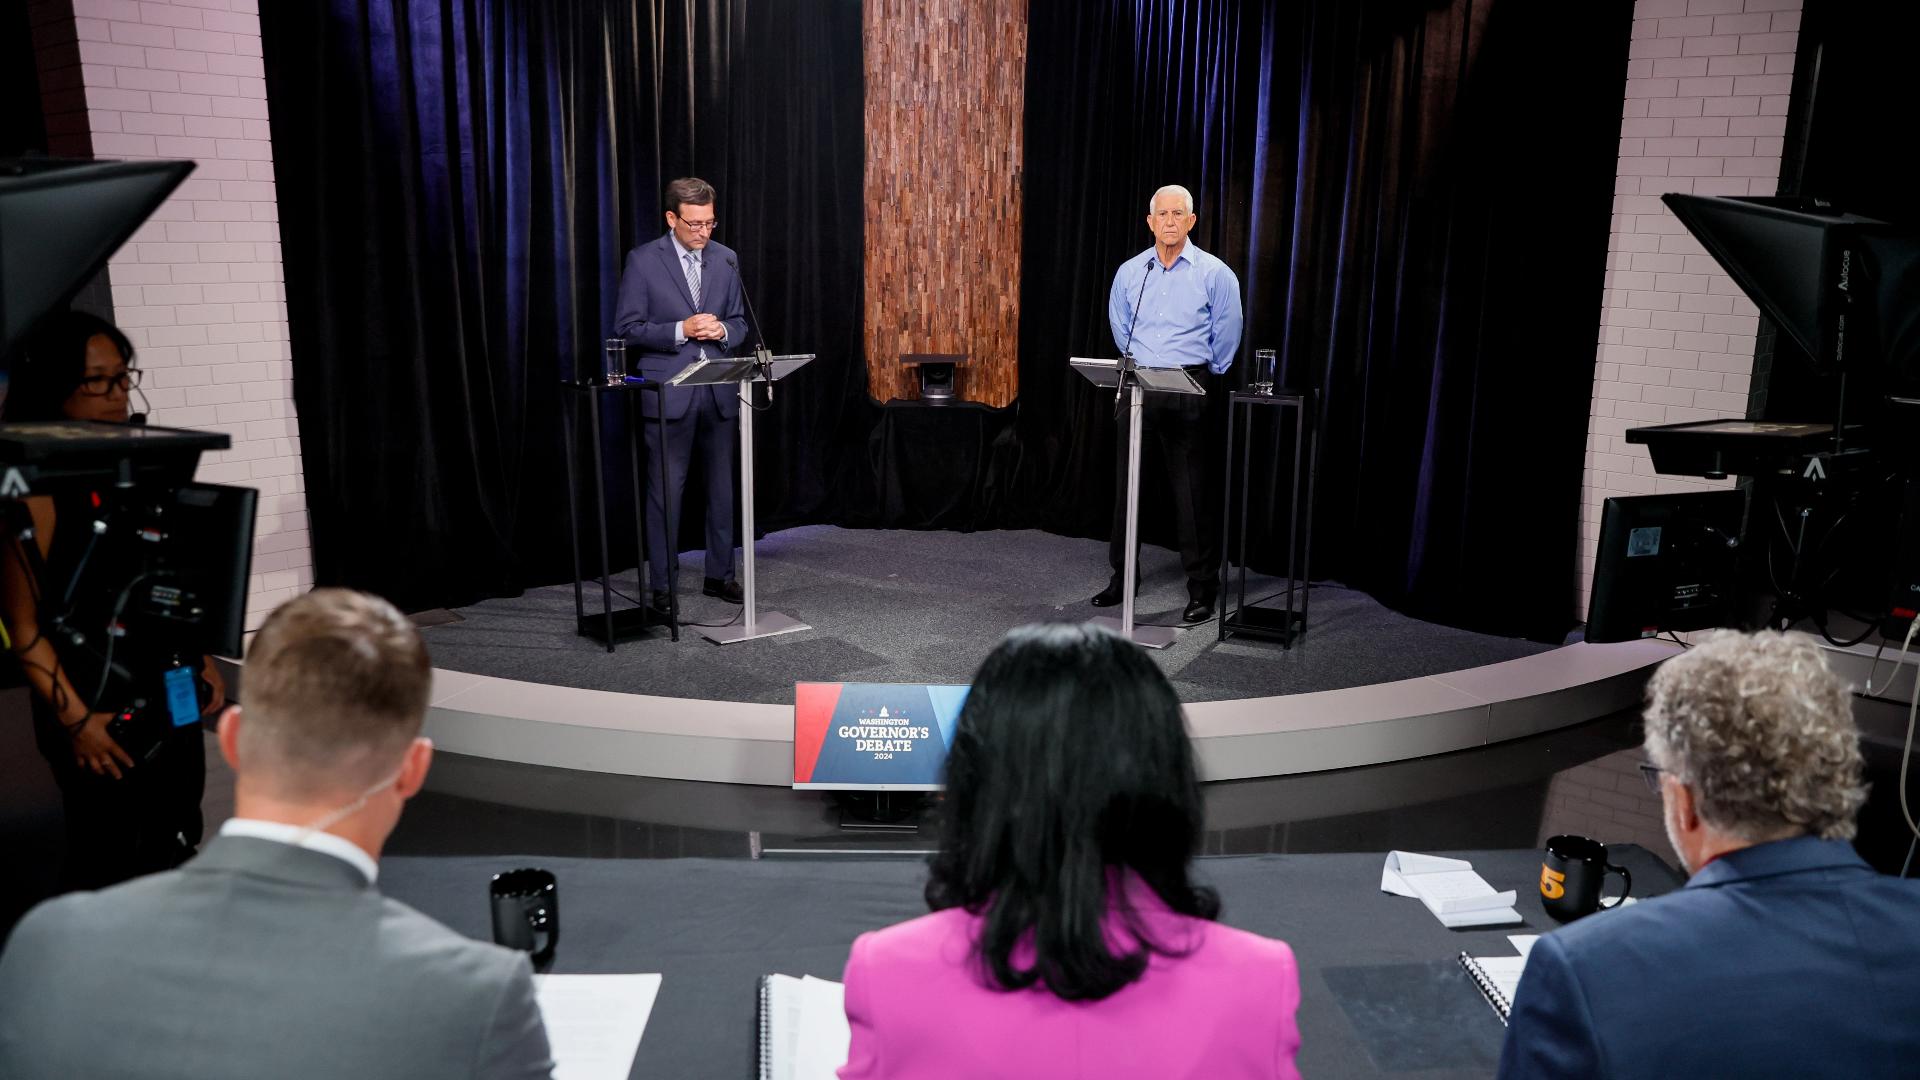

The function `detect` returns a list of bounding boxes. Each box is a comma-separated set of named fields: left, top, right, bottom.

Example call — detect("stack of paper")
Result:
left=533, top=973, right=663, bottom=1080
left=1381, top=851, right=1523, bottom=927
left=761, top=973, right=851, bottom=1080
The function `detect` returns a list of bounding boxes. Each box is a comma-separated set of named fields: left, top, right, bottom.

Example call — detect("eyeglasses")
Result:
left=78, top=369, right=141, bottom=396
left=1637, top=762, right=1665, bottom=794
left=676, top=218, right=718, bottom=233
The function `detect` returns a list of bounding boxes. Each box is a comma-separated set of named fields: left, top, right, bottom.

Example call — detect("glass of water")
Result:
left=1251, top=348, right=1277, bottom=396
left=602, top=338, right=627, bottom=384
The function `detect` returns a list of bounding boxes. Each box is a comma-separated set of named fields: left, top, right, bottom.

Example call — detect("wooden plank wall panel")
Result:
left=863, top=0, right=1026, bottom=407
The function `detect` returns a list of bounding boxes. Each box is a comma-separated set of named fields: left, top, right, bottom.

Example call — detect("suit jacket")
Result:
left=1497, top=836, right=1920, bottom=1079
left=838, top=877, right=1302, bottom=1079
left=0, top=836, right=553, bottom=1080
left=612, top=233, right=749, bottom=420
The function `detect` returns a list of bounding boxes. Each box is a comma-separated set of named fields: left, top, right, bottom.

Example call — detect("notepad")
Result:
left=1458, top=952, right=1527, bottom=1025
left=758, top=973, right=851, bottom=1080
left=1381, top=851, right=1522, bottom=927
left=533, top=973, right=662, bottom=1080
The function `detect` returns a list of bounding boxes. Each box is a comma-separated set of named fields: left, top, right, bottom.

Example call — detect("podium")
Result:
left=1070, top=355, right=1206, bottom=649
left=667, top=351, right=814, bottom=644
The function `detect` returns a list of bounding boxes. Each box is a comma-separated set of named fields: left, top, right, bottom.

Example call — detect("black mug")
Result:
left=490, top=868, right=559, bottom=969
left=1540, top=835, right=1631, bottom=922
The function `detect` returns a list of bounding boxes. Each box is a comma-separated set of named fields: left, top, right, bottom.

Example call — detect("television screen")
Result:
left=1586, top=491, right=1746, bottom=643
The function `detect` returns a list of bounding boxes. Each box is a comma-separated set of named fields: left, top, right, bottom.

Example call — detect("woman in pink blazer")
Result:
left=839, top=623, right=1301, bottom=1079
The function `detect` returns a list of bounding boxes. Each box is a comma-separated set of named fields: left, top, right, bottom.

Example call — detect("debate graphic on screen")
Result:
left=793, top=682, right=969, bottom=789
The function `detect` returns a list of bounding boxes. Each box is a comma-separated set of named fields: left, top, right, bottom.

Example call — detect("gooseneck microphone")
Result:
left=726, top=255, right=775, bottom=408
left=1115, top=256, right=1156, bottom=421
left=725, top=256, right=766, bottom=357
left=1121, top=255, right=1155, bottom=359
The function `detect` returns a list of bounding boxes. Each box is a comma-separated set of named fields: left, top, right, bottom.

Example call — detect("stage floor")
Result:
left=420, top=525, right=1553, bottom=703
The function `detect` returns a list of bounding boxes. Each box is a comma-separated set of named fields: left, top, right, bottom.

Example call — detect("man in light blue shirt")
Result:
left=1094, top=184, right=1243, bottom=622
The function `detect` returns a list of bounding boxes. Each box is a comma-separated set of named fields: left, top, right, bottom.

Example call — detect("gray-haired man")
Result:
left=1498, top=630, right=1920, bottom=1078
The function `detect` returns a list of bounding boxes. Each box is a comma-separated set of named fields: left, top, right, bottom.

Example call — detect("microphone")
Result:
left=725, top=255, right=770, bottom=363
left=128, top=377, right=152, bottom=425
left=1115, top=256, right=1156, bottom=422
left=1120, top=255, right=1155, bottom=360
left=726, top=255, right=774, bottom=407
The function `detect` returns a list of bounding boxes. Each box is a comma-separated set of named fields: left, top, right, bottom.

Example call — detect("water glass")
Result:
left=602, top=338, right=627, bottom=384
left=1251, top=348, right=1277, bottom=396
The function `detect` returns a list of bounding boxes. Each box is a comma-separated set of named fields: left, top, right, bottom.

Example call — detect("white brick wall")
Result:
left=66, top=0, right=310, bottom=633
left=1578, top=0, right=1801, bottom=615
left=1535, top=748, right=1678, bottom=867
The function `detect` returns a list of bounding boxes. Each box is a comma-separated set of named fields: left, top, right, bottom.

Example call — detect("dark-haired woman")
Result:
left=838, top=623, right=1301, bottom=1079
left=1, top=310, right=224, bottom=891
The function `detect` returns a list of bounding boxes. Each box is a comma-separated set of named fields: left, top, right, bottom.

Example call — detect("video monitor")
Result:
left=133, top=482, right=258, bottom=659
left=1586, top=490, right=1746, bottom=643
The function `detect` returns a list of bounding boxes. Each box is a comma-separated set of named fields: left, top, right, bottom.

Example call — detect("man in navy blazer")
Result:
left=1498, top=630, right=1920, bottom=1079
left=613, top=176, right=750, bottom=608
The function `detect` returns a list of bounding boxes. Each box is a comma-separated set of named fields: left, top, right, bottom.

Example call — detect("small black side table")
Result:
left=1219, top=388, right=1319, bottom=647
left=558, top=378, right=678, bottom=649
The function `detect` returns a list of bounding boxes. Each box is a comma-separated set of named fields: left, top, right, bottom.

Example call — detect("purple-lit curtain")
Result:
left=260, top=1, right=866, bottom=612
left=1020, top=0, right=1630, bottom=639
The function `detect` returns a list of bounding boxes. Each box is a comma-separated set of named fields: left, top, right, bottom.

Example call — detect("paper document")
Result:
left=1381, top=850, right=1522, bottom=927
left=1472, top=955, right=1528, bottom=1001
left=1380, top=850, right=1474, bottom=896
left=761, top=973, right=852, bottom=1080
left=534, top=973, right=662, bottom=1080
left=1507, top=934, right=1539, bottom=959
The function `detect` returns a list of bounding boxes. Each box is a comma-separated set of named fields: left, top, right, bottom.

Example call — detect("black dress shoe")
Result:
left=648, top=590, right=674, bottom=616
left=1090, top=573, right=1142, bottom=608
left=1181, top=598, right=1215, bottom=623
left=703, top=577, right=744, bottom=604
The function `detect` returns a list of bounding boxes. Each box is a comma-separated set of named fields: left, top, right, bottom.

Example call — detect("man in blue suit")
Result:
left=614, top=176, right=749, bottom=609
left=1498, top=629, right=1920, bottom=1079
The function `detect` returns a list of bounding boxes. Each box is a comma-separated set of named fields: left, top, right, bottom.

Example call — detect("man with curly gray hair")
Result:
left=1499, top=630, right=1920, bottom=1079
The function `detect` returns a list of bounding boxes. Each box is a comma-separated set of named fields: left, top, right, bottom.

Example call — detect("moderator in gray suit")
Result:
left=613, top=232, right=751, bottom=593
left=0, top=835, right=553, bottom=1080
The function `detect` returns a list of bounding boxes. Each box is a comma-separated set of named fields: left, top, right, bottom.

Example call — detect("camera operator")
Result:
left=1, top=310, right=226, bottom=890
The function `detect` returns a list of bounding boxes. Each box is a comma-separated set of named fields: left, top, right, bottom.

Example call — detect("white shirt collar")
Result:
left=219, top=818, right=379, bottom=884
left=670, top=231, right=700, bottom=264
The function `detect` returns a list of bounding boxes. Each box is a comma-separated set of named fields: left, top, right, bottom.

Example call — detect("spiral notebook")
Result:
left=1458, top=951, right=1529, bottom=1025
left=757, top=973, right=850, bottom=1080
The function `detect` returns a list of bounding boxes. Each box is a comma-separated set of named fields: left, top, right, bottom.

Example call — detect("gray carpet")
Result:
left=421, top=526, right=1553, bottom=703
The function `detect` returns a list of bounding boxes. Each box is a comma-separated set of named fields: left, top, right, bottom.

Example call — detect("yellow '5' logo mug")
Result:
left=1540, top=834, right=1631, bottom=922
left=1539, top=864, right=1567, bottom=900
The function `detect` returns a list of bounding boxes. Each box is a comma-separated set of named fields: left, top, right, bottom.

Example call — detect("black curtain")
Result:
left=261, top=0, right=866, bottom=612
left=1020, top=0, right=1629, bottom=640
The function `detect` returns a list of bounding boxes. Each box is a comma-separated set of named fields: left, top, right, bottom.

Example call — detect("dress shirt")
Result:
left=669, top=232, right=727, bottom=350
left=218, top=817, right=379, bottom=884
left=1108, top=241, right=1243, bottom=373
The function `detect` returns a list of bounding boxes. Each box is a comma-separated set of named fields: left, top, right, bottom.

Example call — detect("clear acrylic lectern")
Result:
left=1069, top=355, right=1205, bottom=650
left=667, top=351, right=815, bottom=644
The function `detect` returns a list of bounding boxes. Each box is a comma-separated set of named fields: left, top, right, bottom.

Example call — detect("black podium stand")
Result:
left=1219, top=388, right=1318, bottom=647
left=558, top=377, right=678, bottom=650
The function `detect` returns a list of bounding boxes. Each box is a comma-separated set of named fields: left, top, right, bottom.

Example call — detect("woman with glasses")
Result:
left=1, top=310, right=225, bottom=893
left=838, top=623, right=1302, bottom=1079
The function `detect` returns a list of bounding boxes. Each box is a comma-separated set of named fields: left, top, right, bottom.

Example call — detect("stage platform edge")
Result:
left=422, top=639, right=1683, bottom=786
